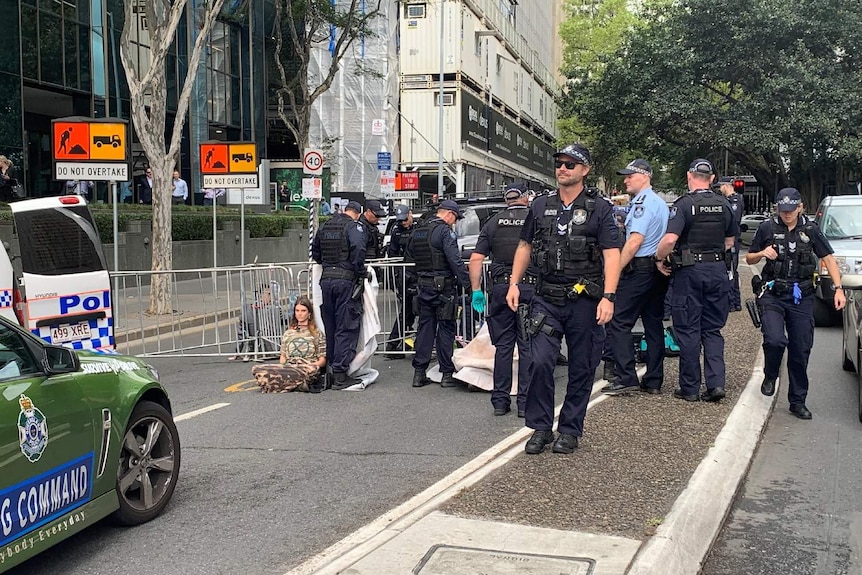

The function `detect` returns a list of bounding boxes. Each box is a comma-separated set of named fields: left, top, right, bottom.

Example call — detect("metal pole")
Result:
left=111, top=180, right=119, bottom=300
left=308, top=198, right=316, bottom=261
left=212, top=191, right=217, bottom=266
left=240, top=189, right=246, bottom=265
left=438, top=0, right=445, bottom=196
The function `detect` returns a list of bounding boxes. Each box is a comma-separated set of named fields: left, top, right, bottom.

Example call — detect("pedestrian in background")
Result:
left=202, top=187, right=226, bottom=206
left=656, top=159, right=738, bottom=403
left=409, top=199, right=471, bottom=389
left=171, top=169, right=188, bottom=205
left=469, top=182, right=537, bottom=418
left=746, top=188, right=845, bottom=419
left=385, top=204, right=418, bottom=358
left=312, top=200, right=367, bottom=390
left=0, top=156, right=20, bottom=202
left=603, top=159, right=669, bottom=395
left=138, top=167, right=154, bottom=205
left=507, top=143, right=620, bottom=455
left=717, top=176, right=743, bottom=312
left=65, top=179, right=94, bottom=199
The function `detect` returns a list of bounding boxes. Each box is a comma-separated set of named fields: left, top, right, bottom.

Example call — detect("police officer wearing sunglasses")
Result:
left=506, top=143, right=621, bottom=455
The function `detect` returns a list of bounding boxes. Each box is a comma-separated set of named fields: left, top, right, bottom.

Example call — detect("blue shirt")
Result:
left=172, top=177, right=189, bottom=200
left=625, top=187, right=668, bottom=257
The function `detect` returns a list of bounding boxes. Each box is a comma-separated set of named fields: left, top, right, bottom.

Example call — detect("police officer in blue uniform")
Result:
left=385, top=205, right=417, bottom=357
left=603, top=159, right=670, bottom=395
left=655, top=159, right=738, bottom=402
left=409, top=199, right=471, bottom=388
left=746, top=188, right=845, bottom=419
left=717, top=177, right=743, bottom=311
left=360, top=200, right=387, bottom=259
left=600, top=202, right=630, bottom=383
left=506, top=143, right=621, bottom=454
left=312, top=200, right=367, bottom=390
left=469, top=182, right=537, bottom=418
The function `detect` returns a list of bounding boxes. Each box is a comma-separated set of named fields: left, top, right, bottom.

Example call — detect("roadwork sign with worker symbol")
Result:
left=200, top=142, right=258, bottom=188
left=52, top=117, right=130, bottom=181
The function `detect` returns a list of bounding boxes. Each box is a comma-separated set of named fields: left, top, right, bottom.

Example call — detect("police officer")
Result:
left=469, top=182, right=537, bottom=418
left=311, top=200, right=367, bottom=390
left=746, top=188, right=845, bottom=419
left=409, top=200, right=471, bottom=388
left=385, top=204, right=417, bottom=357
left=655, top=159, right=738, bottom=402
left=360, top=200, right=387, bottom=259
left=717, top=177, right=743, bottom=311
left=603, top=159, right=670, bottom=395
left=600, top=202, right=630, bottom=383
left=506, top=143, right=620, bottom=455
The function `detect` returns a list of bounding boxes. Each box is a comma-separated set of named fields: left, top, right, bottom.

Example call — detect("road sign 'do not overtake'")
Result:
left=52, top=117, right=130, bottom=181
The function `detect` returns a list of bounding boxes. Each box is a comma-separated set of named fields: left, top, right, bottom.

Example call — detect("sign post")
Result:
left=303, top=149, right=325, bottom=262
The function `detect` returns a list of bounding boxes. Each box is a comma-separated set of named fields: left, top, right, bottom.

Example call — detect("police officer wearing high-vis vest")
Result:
left=506, top=143, right=621, bottom=455
left=717, top=177, right=743, bottom=311
left=655, top=159, right=738, bottom=402
left=409, top=199, right=471, bottom=388
left=469, top=182, right=537, bottom=418
left=746, top=188, right=845, bottom=419
left=602, top=159, right=669, bottom=395
left=311, top=200, right=367, bottom=390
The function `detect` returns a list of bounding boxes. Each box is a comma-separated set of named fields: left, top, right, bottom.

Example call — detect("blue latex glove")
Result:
left=471, top=290, right=486, bottom=314
left=792, top=282, right=802, bottom=305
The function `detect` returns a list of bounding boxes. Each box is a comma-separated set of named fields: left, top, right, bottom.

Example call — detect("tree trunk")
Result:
left=149, top=163, right=174, bottom=314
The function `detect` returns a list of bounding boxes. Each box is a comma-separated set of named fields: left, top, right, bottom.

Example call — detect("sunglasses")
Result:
left=554, top=160, right=581, bottom=170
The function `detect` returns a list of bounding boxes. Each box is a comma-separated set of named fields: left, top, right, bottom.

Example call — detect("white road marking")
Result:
left=283, top=371, right=639, bottom=575
left=174, top=402, right=230, bottom=422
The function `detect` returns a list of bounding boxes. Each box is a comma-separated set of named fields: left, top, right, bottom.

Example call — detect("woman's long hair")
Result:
left=289, top=296, right=318, bottom=336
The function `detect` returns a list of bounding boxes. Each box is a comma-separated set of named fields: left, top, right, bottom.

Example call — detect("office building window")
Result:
left=20, top=0, right=89, bottom=90
left=208, top=21, right=240, bottom=126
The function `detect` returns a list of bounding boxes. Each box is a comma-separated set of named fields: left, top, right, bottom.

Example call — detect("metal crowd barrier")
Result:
left=111, top=260, right=491, bottom=358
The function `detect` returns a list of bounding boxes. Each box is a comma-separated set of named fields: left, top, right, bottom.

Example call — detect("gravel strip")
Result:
left=442, top=269, right=760, bottom=540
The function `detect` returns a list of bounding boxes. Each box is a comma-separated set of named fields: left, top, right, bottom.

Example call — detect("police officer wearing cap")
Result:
left=603, top=159, right=670, bottom=395
left=746, top=188, right=845, bottom=419
left=409, top=199, right=471, bottom=388
left=469, top=182, right=537, bottom=417
left=506, top=143, right=621, bottom=455
left=717, top=177, right=743, bottom=311
left=360, top=200, right=387, bottom=259
left=312, top=200, right=368, bottom=390
left=655, top=159, right=738, bottom=402
left=385, top=204, right=417, bottom=357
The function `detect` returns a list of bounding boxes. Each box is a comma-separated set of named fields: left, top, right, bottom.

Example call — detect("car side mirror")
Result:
left=43, top=345, right=80, bottom=375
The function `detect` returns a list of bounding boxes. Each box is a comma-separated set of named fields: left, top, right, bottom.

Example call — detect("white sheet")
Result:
left=448, top=322, right=518, bottom=394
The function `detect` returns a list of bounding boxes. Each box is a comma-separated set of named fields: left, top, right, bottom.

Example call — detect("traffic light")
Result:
left=733, top=179, right=745, bottom=195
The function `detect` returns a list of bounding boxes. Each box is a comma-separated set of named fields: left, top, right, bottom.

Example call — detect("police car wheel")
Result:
left=112, top=401, right=181, bottom=526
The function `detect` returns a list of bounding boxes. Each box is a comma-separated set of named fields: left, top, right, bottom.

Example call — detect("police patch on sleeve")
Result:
left=731, top=204, right=738, bottom=211
left=633, top=206, right=644, bottom=218
left=356, top=223, right=364, bottom=232
left=449, top=230, right=457, bottom=239
left=669, top=206, right=678, bottom=219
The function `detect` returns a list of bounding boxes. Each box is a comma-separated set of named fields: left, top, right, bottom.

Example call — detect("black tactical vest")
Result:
left=762, top=215, right=818, bottom=282
left=319, top=214, right=352, bottom=265
left=683, top=191, right=726, bottom=254
left=490, top=205, right=529, bottom=268
left=531, top=189, right=602, bottom=282
left=359, top=215, right=382, bottom=259
left=410, top=219, right=449, bottom=273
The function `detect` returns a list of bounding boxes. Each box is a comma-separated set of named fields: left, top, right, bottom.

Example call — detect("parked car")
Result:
left=0, top=317, right=179, bottom=572
left=453, top=200, right=509, bottom=259
left=739, top=213, right=769, bottom=246
left=840, top=273, right=862, bottom=421
left=814, top=195, right=862, bottom=326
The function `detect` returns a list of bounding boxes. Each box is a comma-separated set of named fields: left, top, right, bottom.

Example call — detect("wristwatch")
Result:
left=833, top=285, right=844, bottom=291
left=603, top=292, right=617, bottom=302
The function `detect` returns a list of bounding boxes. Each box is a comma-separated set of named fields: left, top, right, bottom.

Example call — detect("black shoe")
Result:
left=731, top=305, right=742, bottom=312
left=440, top=373, right=463, bottom=388
left=525, top=430, right=554, bottom=454
left=552, top=433, right=579, bottom=454
left=790, top=404, right=812, bottom=419
left=602, top=382, right=640, bottom=395
left=330, top=371, right=359, bottom=391
left=493, top=405, right=511, bottom=416
left=638, top=385, right=661, bottom=395
left=701, top=387, right=726, bottom=402
left=412, top=369, right=431, bottom=388
left=517, top=409, right=525, bottom=418
left=673, top=388, right=700, bottom=402
left=556, top=353, right=569, bottom=366
left=761, top=377, right=776, bottom=397
left=603, top=360, right=619, bottom=384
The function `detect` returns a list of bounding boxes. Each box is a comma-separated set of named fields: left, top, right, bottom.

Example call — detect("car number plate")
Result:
left=51, top=322, right=91, bottom=343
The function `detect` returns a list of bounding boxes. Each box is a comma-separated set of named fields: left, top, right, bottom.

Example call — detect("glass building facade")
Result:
left=0, top=0, right=267, bottom=202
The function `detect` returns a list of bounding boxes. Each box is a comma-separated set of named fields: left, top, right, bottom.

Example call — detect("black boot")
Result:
left=603, top=360, right=618, bottom=384
left=412, top=369, right=431, bottom=387
left=330, top=371, right=359, bottom=391
left=440, top=373, right=462, bottom=388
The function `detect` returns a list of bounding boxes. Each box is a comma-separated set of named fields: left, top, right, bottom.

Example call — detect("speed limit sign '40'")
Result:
left=303, top=148, right=324, bottom=175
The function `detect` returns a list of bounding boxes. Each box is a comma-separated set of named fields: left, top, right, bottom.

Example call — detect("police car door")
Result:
left=10, top=196, right=113, bottom=351
left=0, top=320, right=94, bottom=566
left=0, top=240, right=18, bottom=324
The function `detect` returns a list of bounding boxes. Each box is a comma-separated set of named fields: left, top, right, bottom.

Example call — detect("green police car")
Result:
left=0, top=317, right=180, bottom=572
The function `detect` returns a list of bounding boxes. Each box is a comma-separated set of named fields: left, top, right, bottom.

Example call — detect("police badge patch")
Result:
left=799, top=231, right=810, bottom=243
left=18, top=394, right=48, bottom=463
left=669, top=206, right=678, bottom=219
left=572, top=209, right=588, bottom=225
left=633, top=206, right=644, bottom=218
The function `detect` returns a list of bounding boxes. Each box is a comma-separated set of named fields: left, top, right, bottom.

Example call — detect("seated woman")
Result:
left=251, top=296, right=327, bottom=393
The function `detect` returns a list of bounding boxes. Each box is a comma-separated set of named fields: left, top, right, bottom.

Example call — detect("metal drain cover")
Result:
left=413, top=545, right=595, bottom=574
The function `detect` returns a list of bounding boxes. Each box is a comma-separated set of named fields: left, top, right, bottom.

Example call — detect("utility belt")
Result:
left=625, top=256, right=658, bottom=273
left=537, top=277, right=603, bottom=306
left=418, top=275, right=453, bottom=291
left=493, top=273, right=538, bottom=285
left=766, top=278, right=816, bottom=297
left=320, top=267, right=357, bottom=281
left=670, top=250, right=724, bottom=268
